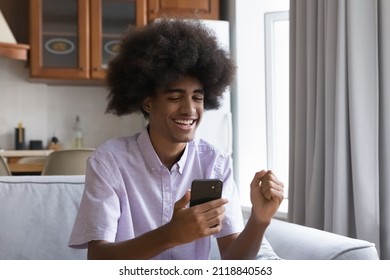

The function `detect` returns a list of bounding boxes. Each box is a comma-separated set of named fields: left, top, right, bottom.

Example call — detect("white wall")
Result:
left=231, top=0, right=289, bottom=205
left=0, top=57, right=144, bottom=150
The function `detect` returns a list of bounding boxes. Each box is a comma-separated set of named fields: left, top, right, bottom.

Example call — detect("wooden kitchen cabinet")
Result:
left=29, top=0, right=147, bottom=81
left=29, top=0, right=220, bottom=82
left=147, top=0, right=219, bottom=22
left=90, top=0, right=147, bottom=79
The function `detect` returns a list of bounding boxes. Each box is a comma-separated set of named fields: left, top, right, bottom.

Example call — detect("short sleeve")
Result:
left=68, top=155, right=124, bottom=248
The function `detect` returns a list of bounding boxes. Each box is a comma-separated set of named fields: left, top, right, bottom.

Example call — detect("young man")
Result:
left=68, top=19, right=284, bottom=260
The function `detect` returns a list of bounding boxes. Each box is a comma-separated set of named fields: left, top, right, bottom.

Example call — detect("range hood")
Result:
left=0, top=9, right=29, bottom=61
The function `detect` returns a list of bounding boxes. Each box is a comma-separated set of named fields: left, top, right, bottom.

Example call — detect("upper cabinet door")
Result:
left=29, top=0, right=146, bottom=82
left=147, top=0, right=219, bottom=22
left=30, top=0, right=90, bottom=80
left=90, top=0, right=147, bottom=80
left=29, top=0, right=219, bottom=83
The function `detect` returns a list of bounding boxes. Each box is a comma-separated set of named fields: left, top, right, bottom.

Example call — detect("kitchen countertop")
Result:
left=0, top=150, right=54, bottom=174
left=0, top=150, right=53, bottom=157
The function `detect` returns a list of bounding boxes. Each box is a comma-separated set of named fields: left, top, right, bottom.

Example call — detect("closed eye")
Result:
left=165, top=91, right=182, bottom=101
left=193, top=95, right=204, bottom=102
left=167, top=96, right=181, bottom=101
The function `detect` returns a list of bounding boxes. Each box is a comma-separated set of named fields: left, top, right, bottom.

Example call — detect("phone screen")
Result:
left=190, top=179, right=223, bottom=207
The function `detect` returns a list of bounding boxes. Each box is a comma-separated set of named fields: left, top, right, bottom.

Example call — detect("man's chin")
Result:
left=176, top=137, right=194, bottom=144
left=171, top=126, right=198, bottom=143
left=174, top=133, right=196, bottom=144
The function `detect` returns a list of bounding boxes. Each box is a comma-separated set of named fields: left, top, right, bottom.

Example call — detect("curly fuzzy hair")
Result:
left=105, top=18, right=236, bottom=117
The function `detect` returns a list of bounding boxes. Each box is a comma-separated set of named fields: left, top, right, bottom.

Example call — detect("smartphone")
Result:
left=190, top=179, right=223, bottom=207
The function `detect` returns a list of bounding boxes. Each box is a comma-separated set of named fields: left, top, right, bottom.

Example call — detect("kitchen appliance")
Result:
left=195, top=20, right=233, bottom=156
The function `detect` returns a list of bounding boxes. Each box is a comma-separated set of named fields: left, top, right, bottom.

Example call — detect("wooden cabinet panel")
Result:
left=28, top=0, right=219, bottom=83
left=90, top=0, right=147, bottom=79
left=30, top=0, right=90, bottom=79
left=0, top=1, right=29, bottom=61
left=147, top=0, right=219, bottom=22
left=29, top=0, right=146, bottom=82
left=0, top=0, right=29, bottom=44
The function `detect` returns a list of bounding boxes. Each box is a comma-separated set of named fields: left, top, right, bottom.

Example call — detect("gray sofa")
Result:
left=0, top=175, right=379, bottom=260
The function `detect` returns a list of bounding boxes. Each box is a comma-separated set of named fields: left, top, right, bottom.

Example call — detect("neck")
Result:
left=158, top=144, right=186, bottom=170
left=148, top=129, right=186, bottom=170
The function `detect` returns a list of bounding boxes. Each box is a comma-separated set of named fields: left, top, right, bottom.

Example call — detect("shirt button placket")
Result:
left=161, top=168, right=172, bottom=224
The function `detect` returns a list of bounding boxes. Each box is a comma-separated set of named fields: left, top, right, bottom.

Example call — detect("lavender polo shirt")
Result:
left=68, top=127, right=244, bottom=259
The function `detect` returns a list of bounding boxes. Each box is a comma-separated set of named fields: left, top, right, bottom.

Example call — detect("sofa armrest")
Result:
left=265, top=219, right=379, bottom=260
left=0, top=175, right=87, bottom=260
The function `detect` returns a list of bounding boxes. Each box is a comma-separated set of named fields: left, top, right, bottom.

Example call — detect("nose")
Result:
left=180, top=96, right=197, bottom=115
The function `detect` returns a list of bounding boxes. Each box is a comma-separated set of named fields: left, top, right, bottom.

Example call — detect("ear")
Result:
left=143, top=98, right=152, bottom=113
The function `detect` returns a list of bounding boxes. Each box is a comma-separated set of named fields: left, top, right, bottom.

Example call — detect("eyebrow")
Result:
left=164, top=88, right=204, bottom=94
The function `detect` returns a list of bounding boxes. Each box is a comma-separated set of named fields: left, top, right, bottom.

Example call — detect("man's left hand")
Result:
left=250, top=170, right=284, bottom=224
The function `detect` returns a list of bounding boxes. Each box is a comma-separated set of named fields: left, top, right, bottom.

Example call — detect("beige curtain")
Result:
left=289, top=0, right=390, bottom=259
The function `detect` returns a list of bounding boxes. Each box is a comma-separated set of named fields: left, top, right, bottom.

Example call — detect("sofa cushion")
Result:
left=256, top=237, right=282, bottom=260
left=209, top=226, right=281, bottom=260
left=265, top=219, right=379, bottom=260
left=0, top=175, right=87, bottom=260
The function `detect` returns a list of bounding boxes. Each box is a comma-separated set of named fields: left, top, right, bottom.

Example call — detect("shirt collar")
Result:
left=137, top=126, right=189, bottom=174
left=176, top=142, right=188, bottom=174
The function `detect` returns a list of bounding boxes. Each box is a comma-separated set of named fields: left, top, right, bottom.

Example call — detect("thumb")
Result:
left=174, top=190, right=191, bottom=210
left=250, top=169, right=268, bottom=189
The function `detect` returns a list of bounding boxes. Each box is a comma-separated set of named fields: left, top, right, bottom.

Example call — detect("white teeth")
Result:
left=175, top=119, right=194, bottom=125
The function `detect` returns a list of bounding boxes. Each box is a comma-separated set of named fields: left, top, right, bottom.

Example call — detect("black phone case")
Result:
left=190, top=179, right=223, bottom=207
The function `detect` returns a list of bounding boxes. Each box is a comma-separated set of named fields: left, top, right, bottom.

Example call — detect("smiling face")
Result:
left=143, top=75, right=204, bottom=151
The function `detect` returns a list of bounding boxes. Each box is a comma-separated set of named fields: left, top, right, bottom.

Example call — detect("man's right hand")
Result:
left=164, top=191, right=228, bottom=246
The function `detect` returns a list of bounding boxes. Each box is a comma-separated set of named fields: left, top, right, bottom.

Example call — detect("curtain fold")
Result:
left=378, top=0, right=390, bottom=260
left=289, top=0, right=389, bottom=259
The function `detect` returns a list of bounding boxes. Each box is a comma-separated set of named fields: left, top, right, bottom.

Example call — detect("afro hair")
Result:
left=105, top=18, right=236, bottom=117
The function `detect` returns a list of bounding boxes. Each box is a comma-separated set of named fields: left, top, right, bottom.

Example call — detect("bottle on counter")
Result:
left=15, top=122, right=25, bottom=150
left=48, top=136, right=61, bottom=150
left=72, top=115, right=84, bottom=148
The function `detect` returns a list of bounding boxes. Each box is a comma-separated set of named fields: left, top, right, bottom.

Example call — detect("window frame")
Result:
left=264, top=11, right=290, bottom=220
